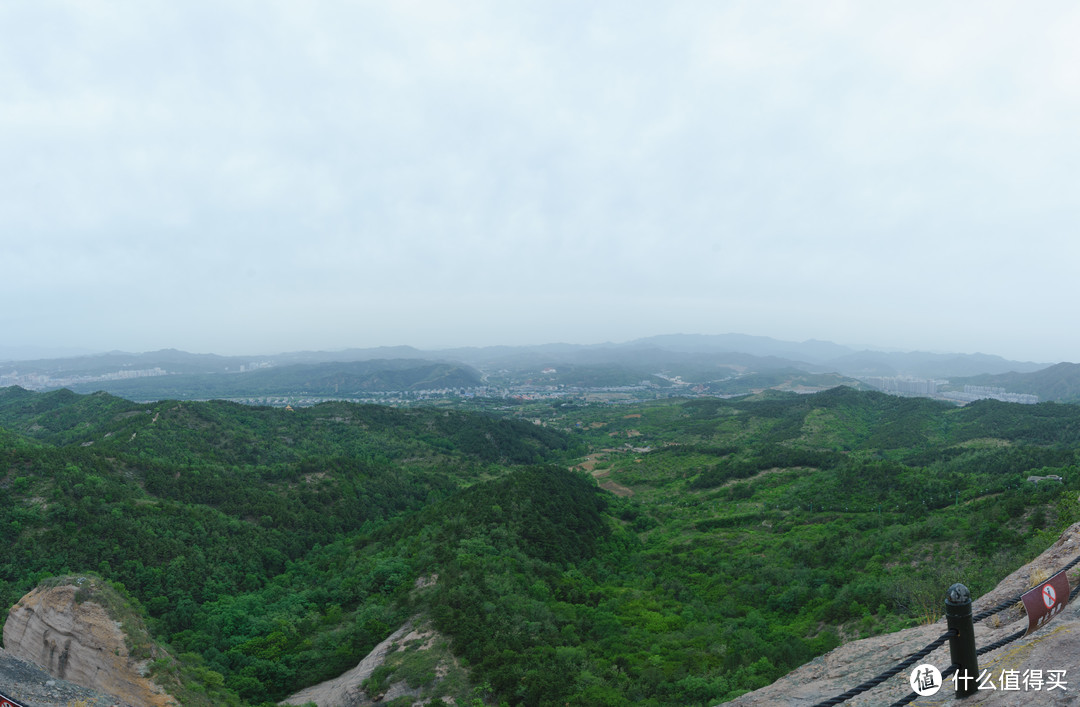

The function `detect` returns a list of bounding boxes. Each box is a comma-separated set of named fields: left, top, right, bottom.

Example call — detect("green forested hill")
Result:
left=1, top=386, right=1079, bottom=706
left=0, top=387, right=581, bottom=704
left=0, top=386, right=570, bottom=465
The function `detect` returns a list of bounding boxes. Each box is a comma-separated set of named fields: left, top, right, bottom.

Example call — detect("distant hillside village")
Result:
left=859, top=376, right=1039, bottom=404
left=0, top=367, right=168, bottom=390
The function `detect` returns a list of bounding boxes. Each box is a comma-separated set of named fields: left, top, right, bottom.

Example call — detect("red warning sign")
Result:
left=1022, top=570, right=1071, bottom=636
left=1043, top=584, right=1057, bottom=608
left=0, top=692, right=28, bottom=707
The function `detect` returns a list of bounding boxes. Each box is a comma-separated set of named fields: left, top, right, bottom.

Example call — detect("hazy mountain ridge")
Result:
left=625, top=333, right=857, bottom=363
left=823, top=349, right=1048, bottom=378
left=0, top=348, right=239, bottom=375
left=62, top=359, right=483, bottom=399
left=0, top=334, right=1053, bottom=403
left=950, top=362, right=1080, bottom=403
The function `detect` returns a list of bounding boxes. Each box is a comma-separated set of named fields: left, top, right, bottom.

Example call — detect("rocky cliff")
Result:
left=281, top=574, right=465, bottom=707
left=728, top=521, right=1080, bottom=706
left=280, top=622, right=415, bottom=707
left=2, top=577, right=175, bottom=707
left=0, top=648, right=139, bottom=707
left=280, top=615, right=463, bottom=707
left=278, top=621, right=464, bottom=707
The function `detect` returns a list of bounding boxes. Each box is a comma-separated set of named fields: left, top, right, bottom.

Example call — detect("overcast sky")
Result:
left=3, top=1, right=1079, bottom=362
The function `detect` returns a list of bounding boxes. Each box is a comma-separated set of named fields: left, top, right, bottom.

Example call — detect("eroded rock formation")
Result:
left=280, top=614, right=459, bottom=707
left=280, top=623, right=414, bottom=707
left=2, top=579, right=175, bottom=707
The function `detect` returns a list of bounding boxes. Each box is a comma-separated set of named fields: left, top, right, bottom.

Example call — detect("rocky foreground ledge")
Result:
left=0, top=648, right=137, bottom=707
left=1, top=576, right=175, bottom=707
left=729, top=522, right=1080, bottom=706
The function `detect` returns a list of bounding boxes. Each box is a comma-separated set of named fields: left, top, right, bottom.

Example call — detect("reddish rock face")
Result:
left=3, top=581, right=175, bottom=707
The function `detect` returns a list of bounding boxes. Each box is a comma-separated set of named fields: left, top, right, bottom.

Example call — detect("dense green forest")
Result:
left=1, top=385, right=1079, bottom=705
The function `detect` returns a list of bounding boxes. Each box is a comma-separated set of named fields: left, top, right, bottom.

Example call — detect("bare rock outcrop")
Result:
left=282, top=574, right=459, bottom=707
left=728, top=522, right=1080, bottom=706
left=281, top=613, right=460, bottom=707
left=2, top=578, right=175, bottom=707
left=280, top=623, right=414, bottom=707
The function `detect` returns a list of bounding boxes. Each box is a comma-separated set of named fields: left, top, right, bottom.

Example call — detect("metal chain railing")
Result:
left=975, top=629, right=1026, bottom=656
left=971, top=554, right=1080, bottom=624
left=965, top=579, right=1080, bottom=659
left=811, top=631, right=956, bottom=707
left=816, top=552, right=1080, bottom=706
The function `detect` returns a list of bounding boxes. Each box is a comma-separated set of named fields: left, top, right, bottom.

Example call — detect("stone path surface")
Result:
left=0, top=649, right=135, bottom=707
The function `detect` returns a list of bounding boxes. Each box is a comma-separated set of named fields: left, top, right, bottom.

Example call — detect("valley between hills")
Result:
left=1, top=337, right=1079, bottom=705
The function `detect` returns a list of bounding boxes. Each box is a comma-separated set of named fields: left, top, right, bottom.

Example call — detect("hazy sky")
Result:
left=4, top=1, right=1079, bottom=362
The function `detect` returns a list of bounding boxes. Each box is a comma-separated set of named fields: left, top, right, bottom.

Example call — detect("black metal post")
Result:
left=945, top=583, right=979, bottom=698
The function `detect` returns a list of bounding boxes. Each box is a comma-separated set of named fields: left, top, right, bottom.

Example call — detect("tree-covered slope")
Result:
left=0, top=389, right=583, bottom=704
left=0, top=386, right=575, bottom=465
left=3, top=387, right=1080, bottom=706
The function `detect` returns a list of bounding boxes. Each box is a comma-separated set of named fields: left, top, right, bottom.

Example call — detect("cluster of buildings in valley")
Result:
left=0, top=367, right=168, bottom=391
left=219, top=374, right=1043, bottom=409
left=860, top=376, right=940, bottom=396
left=943, top=385, right=1040, bottom=405
left=859, top=377, right=1039, bottom=405
left=1, top=358, right=1046, bottom=409
left=227, top=387, right=497, bottom=408
left=225, top=381, right=685, bottom=409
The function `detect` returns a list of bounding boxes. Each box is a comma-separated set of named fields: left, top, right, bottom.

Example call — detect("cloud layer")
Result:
left=4, top=1, right=1079, bottom=360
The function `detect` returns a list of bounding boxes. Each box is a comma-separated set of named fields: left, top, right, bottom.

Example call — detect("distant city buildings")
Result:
left=0, top=367, right=167, bottom=390
left=943, top=385, right=1039, bottom=405
left=861, top=376, right=939, bottom=396
left=1, top=361, right=1042, bottom=409
left=860, top=377, right=1038, bottom=405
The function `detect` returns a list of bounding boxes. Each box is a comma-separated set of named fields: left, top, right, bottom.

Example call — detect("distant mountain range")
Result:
left=0, top=357, right=480, bottom=401
left=0, top=333, right=1066, bottom=401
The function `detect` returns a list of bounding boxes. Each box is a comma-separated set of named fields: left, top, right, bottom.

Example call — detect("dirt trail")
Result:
left=597, top=479, right=634, bottom=497
left=574, top=452, right=634, bottom=496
